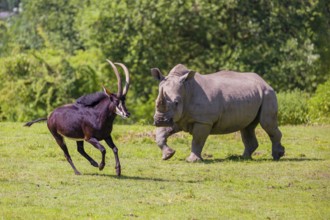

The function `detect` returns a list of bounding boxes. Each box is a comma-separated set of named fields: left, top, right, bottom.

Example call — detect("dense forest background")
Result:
left=0, top=0, right=329, bottom=124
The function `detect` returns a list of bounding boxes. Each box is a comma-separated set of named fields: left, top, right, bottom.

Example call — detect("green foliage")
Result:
left=0, top=49, right=103, bottom=121
left=311, top=0, right=330, bottom=84
left=277, top=79, right=330, bottom=125
left=308, top=78, right=330, bottom=123
left=277, top=90, right=309, bottom=125
left=74, top=0, right=328, bottom=122
left=16, top=0, right=82, bottom=52
left=0, top=0, right=329, bottom=123
left=0, top=21, right=10, bottom=56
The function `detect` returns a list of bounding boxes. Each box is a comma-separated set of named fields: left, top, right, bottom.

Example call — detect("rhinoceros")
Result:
left=151, top=64, right=285, bottom=162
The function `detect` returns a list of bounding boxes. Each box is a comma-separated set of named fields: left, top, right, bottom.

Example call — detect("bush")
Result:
left=308, top=79, right=330, bottom=123
left=0, top=49, right=103, bottom=121
left=277, top=90, right=309, bottom=125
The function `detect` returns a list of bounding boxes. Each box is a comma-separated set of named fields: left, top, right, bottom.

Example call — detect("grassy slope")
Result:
left=0, top=122, right=329, bottom=219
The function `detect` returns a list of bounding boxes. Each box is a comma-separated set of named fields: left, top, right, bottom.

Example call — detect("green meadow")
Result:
left=0, top=122, right=329, bottom=219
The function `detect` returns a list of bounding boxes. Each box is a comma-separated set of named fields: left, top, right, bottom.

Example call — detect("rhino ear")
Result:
left=151, top=68, right=165, bottom=81
left=179, top=70, right=195, bottom=84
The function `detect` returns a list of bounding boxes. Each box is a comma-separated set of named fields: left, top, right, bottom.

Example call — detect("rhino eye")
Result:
left=174, top=100, right=179, bottom=106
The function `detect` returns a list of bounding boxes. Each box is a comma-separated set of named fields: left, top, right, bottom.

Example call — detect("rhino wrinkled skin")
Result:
left=151, top=64, right=285, bottom=162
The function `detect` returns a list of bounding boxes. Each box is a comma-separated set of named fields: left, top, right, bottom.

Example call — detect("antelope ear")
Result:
left=103, top=86, right=111, bottom=97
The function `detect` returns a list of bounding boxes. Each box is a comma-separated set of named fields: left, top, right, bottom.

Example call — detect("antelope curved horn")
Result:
left=115, top=62, right=130, bottom=97
left=106, top=59, right=122, bottom=98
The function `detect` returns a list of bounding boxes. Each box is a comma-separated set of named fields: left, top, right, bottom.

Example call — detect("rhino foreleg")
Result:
left=155, top=125, right=181, bottom=160
left=186, top=123, right=211, bottom=162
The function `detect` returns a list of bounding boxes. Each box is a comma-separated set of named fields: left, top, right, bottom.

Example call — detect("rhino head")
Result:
left=151, top=64, right=195, bottom=127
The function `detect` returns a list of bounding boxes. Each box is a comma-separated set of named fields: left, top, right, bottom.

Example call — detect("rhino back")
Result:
left=182, top=71, right=273, bottom=134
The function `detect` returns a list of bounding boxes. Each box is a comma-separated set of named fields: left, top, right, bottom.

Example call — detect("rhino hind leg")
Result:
left=241, top=124, right=259, bottom=159
left=263, top=126, right=285, bottom=160
left=259, top=92, right=285, bottom=160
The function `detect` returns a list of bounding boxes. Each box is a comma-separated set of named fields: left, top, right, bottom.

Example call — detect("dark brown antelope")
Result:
left=24, top=59, right=130, bottom=176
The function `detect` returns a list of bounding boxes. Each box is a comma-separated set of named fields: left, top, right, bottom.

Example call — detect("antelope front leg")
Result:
left=86, top=137, right=106, bottom=171
left=77, top=141, right=99, bottom=167
left=105, top=136, right=121, bottom=176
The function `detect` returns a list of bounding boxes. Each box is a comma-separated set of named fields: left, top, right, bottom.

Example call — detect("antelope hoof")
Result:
left=91, top=161, right=99, bottom=167
left=75, top=171, right=82, bottom=175
left=99, top=162, right=105, bottom=171
left=116, top=166, right=121, bottom=176
left=272, top=151, right=285, bottom=161
left=242, top=151, right=253, bottom=160
left=272, top=146, right=285, bottom=160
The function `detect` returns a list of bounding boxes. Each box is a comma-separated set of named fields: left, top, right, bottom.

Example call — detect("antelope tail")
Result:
left=24, top=118, right=47, bottom=127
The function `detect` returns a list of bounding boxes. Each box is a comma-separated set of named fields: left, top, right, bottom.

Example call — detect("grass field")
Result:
left=0, top=122, right=329, bottom=219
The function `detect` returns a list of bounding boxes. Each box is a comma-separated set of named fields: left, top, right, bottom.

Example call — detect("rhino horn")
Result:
left=157, top=87, right=167, bottom=111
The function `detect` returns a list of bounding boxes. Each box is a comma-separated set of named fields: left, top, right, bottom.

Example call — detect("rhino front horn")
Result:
left=157, top=88, right=167, bottom=111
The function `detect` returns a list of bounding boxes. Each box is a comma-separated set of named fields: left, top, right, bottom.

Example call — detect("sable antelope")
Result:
left=24, top=60, right=130, bottom=176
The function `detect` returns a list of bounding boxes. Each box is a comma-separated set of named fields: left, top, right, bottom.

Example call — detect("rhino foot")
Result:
left=162, top=147, right=176, bottom=160
left=186, top=153, right=203, bottom=162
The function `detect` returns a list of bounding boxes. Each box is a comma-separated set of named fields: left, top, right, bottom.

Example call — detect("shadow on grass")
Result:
left=84, top=173, right=202, bottom=183
left=202, top=154, right=324, bottom=164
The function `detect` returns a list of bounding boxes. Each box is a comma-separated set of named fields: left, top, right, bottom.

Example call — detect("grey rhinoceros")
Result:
left=151, top=64, right=285, bottom=162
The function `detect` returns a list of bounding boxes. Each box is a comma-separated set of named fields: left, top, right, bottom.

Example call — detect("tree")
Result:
left=0, top=0, right=328, bottom=122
